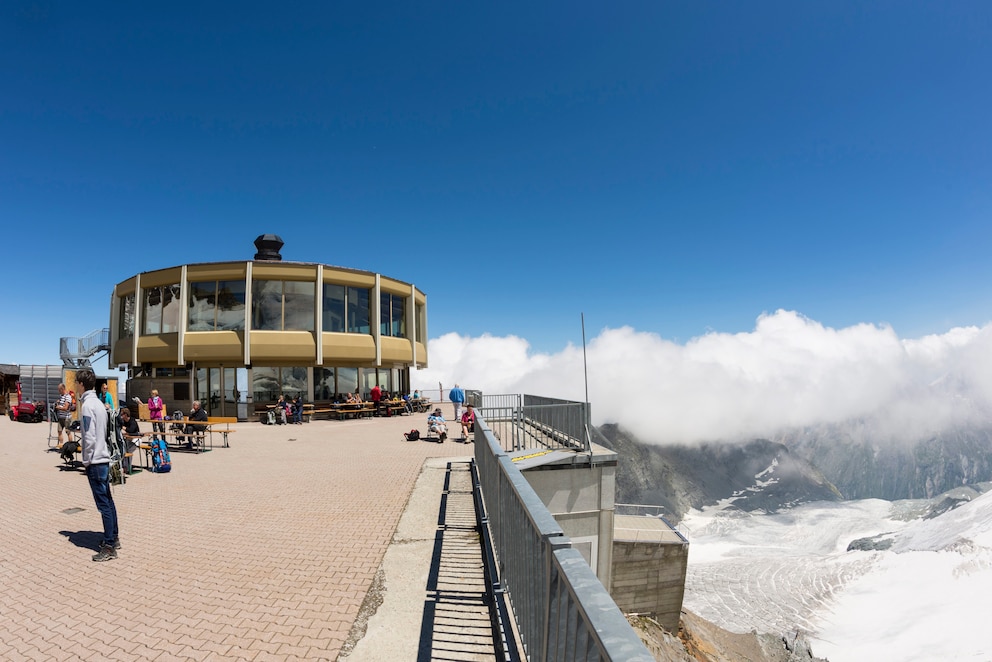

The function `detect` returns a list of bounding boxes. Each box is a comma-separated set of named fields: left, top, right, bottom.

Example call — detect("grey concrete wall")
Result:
left=523, top=461, right=616, bottom=586
left=610, top=541, right=688, bottom=633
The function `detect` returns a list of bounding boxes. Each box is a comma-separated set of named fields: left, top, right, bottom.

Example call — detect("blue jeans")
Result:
left=86, top=463, right=119, bottom=545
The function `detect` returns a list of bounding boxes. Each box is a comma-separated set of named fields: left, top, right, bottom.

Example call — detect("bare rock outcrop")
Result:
left=628, top=610, right=828, bottom=662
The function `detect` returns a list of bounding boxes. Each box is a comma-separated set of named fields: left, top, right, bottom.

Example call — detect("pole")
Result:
left=581, top=313, right=589, bottom=407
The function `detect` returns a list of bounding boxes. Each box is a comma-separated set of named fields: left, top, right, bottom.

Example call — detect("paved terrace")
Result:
left=0, top=405, right=490, bottom=661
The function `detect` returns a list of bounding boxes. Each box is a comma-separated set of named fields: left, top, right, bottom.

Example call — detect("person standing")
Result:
left=55, top=383, right=74, bottom=447
left=100, top=382, right=115, bottom=412
left=148, top=389, right=165, bottom=441
left=371, top=384, right=382, bottom=416
left=449, top=383, right=466, bottom=422
left=77, top=369, right=119, bottom=562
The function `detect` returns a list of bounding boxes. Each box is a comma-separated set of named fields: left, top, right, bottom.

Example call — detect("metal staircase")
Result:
left=59, top=328, right=111, bottom=368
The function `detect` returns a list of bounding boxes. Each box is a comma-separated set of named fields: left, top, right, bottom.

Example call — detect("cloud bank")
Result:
left=412, top=310, right=992, bottom=444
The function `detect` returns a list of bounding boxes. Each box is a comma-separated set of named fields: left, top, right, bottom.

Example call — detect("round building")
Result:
left=109, top=235, right=428, bottom=420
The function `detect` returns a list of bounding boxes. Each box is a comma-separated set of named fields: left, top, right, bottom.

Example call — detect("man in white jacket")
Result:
left=77, top=368, right=119, bottom=562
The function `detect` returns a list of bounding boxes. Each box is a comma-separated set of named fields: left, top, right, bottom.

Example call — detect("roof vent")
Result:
left=253, top=234, right=284, bottom=261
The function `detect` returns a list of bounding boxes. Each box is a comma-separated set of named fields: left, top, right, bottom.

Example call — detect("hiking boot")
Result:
left=113, top=538, right=121, bottom=550
left=93, top=544, right=118, bottom=562
left=440, top=431, right=447, bottom=443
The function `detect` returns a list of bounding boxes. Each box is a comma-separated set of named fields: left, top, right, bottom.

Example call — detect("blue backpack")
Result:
left=151, top=438, right=172, bottom=473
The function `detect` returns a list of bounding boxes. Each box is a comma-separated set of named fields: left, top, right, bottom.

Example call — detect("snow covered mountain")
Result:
left=681, top=488, right=992, bottom=662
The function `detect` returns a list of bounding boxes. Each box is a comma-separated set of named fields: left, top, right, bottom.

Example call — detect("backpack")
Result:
left=150, top=438, right=172, bottom=473
left=404, top=429, right=420, bottom=441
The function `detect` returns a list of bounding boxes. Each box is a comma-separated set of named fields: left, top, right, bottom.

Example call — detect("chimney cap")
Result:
left=253, top=234, right=284, bottom=261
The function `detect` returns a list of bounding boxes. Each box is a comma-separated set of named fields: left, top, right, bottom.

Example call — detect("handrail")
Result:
left=474, top=412, right=653, bottom=661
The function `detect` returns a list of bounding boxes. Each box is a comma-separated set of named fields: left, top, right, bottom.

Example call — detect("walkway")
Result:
left=0, top=406, right=487, bottom=661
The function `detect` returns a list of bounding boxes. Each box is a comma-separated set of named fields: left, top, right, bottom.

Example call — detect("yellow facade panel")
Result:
left=140, top=267, right=183, bottom=288
left=321, top=333, right=376, bottom=363
left=115, top=277, right=137, bottom=297
left=250, top=330, right=317, bottom=363
left=251, top=264, right=317, bottom=281
left=111, top=337, right=134, bottom=366
left=184, top=331, right=245, bottom=362
left=379, top=276, right=410, bottom=296
left=136, top=334, right=181, bottom=364
left=187, top=263, right=248, bottom=281
left=381, top=336, right=414, bottom=363
left=322, top=268, right=376, bottom=288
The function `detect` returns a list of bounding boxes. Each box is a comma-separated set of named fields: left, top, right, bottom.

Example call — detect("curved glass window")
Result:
left=379, top=292, right=406, bottom=338
left=188, top=280, right=246, bottom=331
left=323, top=284, right=370, bottom=334
left=119, top=294, right=135, bottom=339
left=143, top=284, right=181, bottom=334
left=322, top=284, right=346, bottom=333
left=251, top=280, right=314, bottom=331
left=347, top=287, right=370, bottom=334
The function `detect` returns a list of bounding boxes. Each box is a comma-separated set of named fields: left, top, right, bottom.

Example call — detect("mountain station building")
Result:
left=109, top=235, right=428, bottom=420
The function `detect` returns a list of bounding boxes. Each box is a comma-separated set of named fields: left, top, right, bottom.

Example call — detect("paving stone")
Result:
left=0, top=413, right=473, bottom=660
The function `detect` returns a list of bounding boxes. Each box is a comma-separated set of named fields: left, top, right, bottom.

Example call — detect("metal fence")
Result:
left=59, top=328, right=110, bottom=366
left=478, top=394, right=591, bottom=453
left=473, top=412, right=653, bottom=661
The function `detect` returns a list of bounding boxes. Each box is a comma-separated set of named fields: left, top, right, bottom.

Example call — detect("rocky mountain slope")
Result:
left=597, top=424, right=841, bottom=521
left=598, top=421, right=992, bottom=521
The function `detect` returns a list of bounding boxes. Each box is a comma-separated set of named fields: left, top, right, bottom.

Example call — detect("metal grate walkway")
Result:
left=418, top=461, right=499, bottom=661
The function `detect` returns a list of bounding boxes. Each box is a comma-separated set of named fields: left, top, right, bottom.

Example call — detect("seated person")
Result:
left=275, top=395, right=289, bottom=424
left=460, top=404, right=476, bottom=440
left=116, top=407, right=142, bottom=473
left=427, top=407, right=448, bottom=443
left=185, top=400, right=209, bottom=448
left=402, top=393, right=414, bottom=414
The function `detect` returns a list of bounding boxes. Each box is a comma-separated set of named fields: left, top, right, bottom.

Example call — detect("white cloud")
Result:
left=412, top=310, right=992, bottom=444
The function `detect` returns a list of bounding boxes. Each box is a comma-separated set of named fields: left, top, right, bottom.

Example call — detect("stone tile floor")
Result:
left=0, top=407, right=473, bottom=661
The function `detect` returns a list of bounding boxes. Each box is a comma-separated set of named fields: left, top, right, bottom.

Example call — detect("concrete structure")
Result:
left=109, top=235, right=427, bottom=419
left=510, top=443, right=618, bottom=587
left=610, top=514, right=690, bottom=633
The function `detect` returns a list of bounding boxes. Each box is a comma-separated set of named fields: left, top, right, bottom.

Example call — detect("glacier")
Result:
left=681, top=491, right=992, bottom=661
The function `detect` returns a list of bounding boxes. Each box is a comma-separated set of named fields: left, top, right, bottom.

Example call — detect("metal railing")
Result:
left=473, top=412, right=653, bottom=661
left=478, top=394, right=591, bottom=453
left=60, top=328, right=111, bottom=367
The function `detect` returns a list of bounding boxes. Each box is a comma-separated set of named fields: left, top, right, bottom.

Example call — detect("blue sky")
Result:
left=3, top=2, right=991, bottom=368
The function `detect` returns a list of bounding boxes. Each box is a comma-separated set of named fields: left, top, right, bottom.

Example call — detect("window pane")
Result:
left=361, top=368, right=378, bottom=397
left=252, top=367, right=279, bottom=403
left=337, top=367, right=358, bottom=397
left=120, top=294, right=135, bottom=339
left=188, top=282, right=216, bottom=331
left=161, top=284, right=181, bottom=333
left=380, top=292, right=391, bottom=336
left=347, top=287, right=370, bottom=334
left=283, top=281, right=314, bottom=331
left=143, top=287, right=162, bottom=334
left=316, top=367, right=335, bottom=401
left=216, top=280, right=245, bottom=331
left=281, top=366, right=308, bottom=399
left=252, top=280, right=283, bottom=331
left=322, top=284, right=345, bottom=333
left=391, top=295, right=405, bottom=338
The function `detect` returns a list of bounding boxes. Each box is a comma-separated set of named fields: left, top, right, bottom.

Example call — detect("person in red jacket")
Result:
left=370, top=384, right=382, bottom=416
